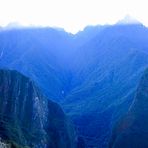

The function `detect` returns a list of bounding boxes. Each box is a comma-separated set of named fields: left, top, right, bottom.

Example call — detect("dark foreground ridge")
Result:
left=109, top=68, right=148, bottom=148
left=0, top=69, right=76, bottom=148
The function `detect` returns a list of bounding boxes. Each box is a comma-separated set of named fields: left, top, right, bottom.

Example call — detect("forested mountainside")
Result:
left=0, top=69, right=76, bottom=148
left=0, top=28, right=75, bottom=100
left=0, top=23, right=148, bottom=147
left=62, top=24, right=148, bottom=147
left=109, top=68, right=148, bottom=148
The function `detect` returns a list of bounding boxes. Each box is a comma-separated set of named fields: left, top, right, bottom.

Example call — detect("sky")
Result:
left=0, top=0, right=148, bottom=33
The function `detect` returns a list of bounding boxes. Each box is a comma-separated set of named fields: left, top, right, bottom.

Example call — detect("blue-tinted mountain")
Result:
left=0, top=24, right=148, bottom=148
left=117, top=15, right=141, bottom=25
left=0, top=28, right=75, bottom=101
left=0, top=69, right=76, bottom=148
left=61, top=24, right=148, bottom=147
left=73, top=25, right=106, bottom=47
left=109, top=68, right=148, bottom=148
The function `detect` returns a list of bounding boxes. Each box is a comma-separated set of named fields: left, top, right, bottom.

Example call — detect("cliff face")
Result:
left=0, top=69, right=76, bottom=148
left=109, top=68, right=148, bottom=148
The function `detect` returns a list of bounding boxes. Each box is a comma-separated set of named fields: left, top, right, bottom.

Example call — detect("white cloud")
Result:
left=0, top=0, right=147, bottom=33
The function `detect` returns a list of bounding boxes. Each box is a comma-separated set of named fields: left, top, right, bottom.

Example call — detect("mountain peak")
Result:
left=2, top=22, right=24, bottom=30
left=116, top=15, right=142, bottom=25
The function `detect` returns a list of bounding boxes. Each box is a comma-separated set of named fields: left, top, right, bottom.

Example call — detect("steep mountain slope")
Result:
left=73, top=25, right=106, bottom=47
left=109, top=68, right=148, bottom=148
left=61, top=24, right=148, bottom=147
left=0, top=69, right=76, bottom=148
left=0, top=24, right=148, bottom=147
left=0, top=28, right=75, bottom=100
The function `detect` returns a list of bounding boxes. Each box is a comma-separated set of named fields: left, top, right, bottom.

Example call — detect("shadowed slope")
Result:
left=109, top=68, right=148, bottom=148
left=0, top=69, right=76, bottom=148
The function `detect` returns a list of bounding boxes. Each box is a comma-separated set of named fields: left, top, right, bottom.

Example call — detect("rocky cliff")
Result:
left=0, top=69, right=76, bottom=148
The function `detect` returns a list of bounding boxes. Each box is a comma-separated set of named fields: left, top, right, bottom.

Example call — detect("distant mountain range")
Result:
left=0, top=20, right=148, bottom=148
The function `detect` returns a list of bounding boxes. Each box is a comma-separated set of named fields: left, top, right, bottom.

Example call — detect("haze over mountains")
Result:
left=0, top=17, right=148, bottom=148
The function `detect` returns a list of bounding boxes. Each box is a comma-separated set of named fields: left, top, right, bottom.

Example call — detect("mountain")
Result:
left=3, top=22, right=24, bottom=30
left=0, top=23, right=148, bottom=147
left=0, top=27, right=75, bottom=101
left=117, top=15, right=141, bottom=25
left=73, top=25, right=106, bottom=47
left=0, top=69, right=76, bottom=148
left=61, top=24, right=148, bottom=147
left=109, top=68, right=148, bottom=148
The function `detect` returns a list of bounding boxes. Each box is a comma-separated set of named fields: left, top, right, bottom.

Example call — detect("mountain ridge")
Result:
left=0, top=24, right=148, bottom=147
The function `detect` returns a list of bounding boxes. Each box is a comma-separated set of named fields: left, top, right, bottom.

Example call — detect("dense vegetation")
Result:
left=0, top=69, right=76, bottom=148
left=0, top=22, right=148, bottom=147
left=109, top=69, right=148, bottom=148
